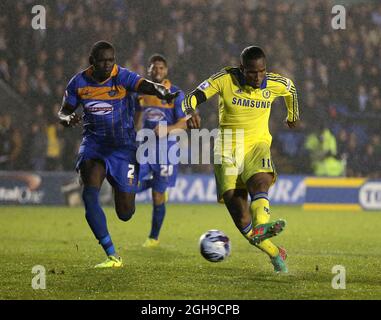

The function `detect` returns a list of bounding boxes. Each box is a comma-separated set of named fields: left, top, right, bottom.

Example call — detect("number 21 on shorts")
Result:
left=127, top=164, right=135, bottom=179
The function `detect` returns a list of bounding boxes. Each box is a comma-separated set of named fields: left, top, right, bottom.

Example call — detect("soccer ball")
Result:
left=199, top=230, right=231, bottom=262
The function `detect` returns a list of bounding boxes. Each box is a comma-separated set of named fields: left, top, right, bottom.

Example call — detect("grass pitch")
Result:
left=0, top=204, right=380, bottom=300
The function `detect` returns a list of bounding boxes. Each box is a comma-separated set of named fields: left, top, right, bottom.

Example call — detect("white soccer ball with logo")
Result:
left=199, top=230, right=231, bottom=262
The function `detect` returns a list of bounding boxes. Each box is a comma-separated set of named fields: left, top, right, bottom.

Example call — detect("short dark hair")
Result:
left=148, top=54, right=167, bottom=67
left=90, top=41, right=114, bottom=60
left=240, top=46, right=266, bottom=65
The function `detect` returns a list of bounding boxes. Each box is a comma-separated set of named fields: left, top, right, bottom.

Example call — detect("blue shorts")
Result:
left=137, top=163, right=178, bottom=194
left=76, top=138, right=138, bottom=193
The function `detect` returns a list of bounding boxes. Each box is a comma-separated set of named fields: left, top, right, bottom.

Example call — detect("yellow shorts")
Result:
left=214, top=141, right=277, bottom=202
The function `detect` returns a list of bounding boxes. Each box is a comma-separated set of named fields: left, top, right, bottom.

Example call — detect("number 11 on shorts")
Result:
left=262, top=158, right=271, bottom=168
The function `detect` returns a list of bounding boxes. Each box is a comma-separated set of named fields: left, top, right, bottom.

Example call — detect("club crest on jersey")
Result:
left=262, top=89, right=271, bottom=99
left=84, top=101, right=113, bottom=115
left=235, top=89, right=243, bottom=94
left=108, top=90, right=117, bottom=97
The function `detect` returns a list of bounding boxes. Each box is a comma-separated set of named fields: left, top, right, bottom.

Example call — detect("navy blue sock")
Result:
left=149, top=203, right=166, bottom=240
left=82, top=186, right=116, bottom=256
left=239, top=220, right=256, bottom=241
left=249, top=191, right=269, bottom=202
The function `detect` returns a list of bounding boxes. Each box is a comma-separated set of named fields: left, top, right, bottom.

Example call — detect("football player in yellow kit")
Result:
left=183, top=46, right=299, bottom=273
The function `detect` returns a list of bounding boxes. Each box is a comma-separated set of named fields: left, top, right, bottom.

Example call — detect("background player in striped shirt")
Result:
left=135, top=54, right=187, bottom=248
left=58, top=41, right=179, bottom=268
left=183, top=46, right=299, bottom=273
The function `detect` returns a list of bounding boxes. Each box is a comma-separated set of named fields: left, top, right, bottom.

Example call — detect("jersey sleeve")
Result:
left=270, top=75, right=300, bottom=122
left=283, top=79, right=299, bottom=122
left=174, top=90, right=186, bottom=120
left=119, top=67, right=144, bottom=92
left=197, top=70, right=227, bottom=99
left=62, top=75, right=79, bottom=110
left=182, top=70, right=227, bottom=113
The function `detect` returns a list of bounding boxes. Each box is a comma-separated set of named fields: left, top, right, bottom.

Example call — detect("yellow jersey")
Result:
left=195, top=67, right=299, bottom=148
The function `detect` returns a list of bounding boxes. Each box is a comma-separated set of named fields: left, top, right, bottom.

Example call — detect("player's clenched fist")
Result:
left=152, top=82, right=180, bottom=103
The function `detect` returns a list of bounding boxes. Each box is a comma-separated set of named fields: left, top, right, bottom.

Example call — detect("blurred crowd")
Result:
left=0, top=0, right=380, bottom=177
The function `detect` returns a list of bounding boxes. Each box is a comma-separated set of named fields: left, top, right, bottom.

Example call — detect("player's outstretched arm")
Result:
left=137, top=79, right=180, bottom=103
left=58, top=103, right=81, bottom=128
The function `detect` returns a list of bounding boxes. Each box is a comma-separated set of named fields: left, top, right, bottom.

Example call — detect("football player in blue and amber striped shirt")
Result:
left=134, top=54, right=187, bottom=248
left=58, top=41, right=179, bottom=268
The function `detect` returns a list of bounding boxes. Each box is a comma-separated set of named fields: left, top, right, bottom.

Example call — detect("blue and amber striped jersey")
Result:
left=63, top=64, right=143, bottom=146
left=135, top=79, right=186, bottom=164
left=195, top=67, right=299, bottom=148
left=136, top=79, right=186, bottom=132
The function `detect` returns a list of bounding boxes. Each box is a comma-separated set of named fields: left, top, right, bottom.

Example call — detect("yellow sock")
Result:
left=250, top=198, right=270, bottom=225
left=255, top=239, right=279, bottom=257
left=249, top=197, right=279, bottom=258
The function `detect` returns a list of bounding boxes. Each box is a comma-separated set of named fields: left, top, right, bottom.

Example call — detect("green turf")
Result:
left=0, top=204, right=380, bottom=300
